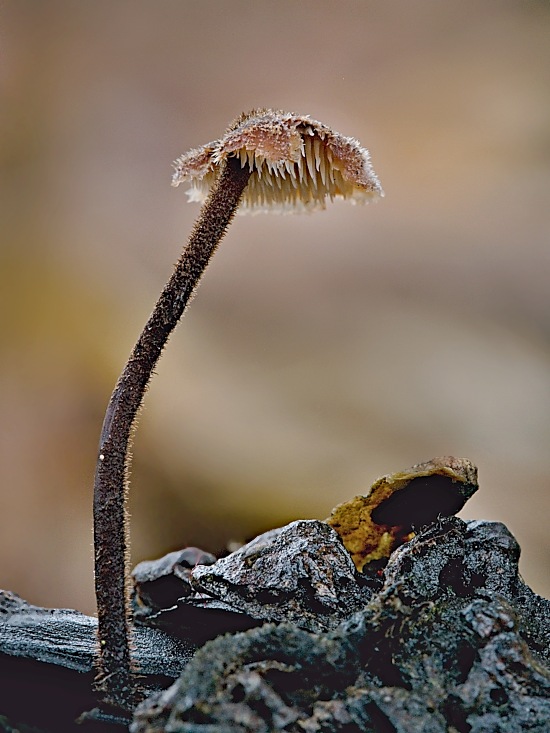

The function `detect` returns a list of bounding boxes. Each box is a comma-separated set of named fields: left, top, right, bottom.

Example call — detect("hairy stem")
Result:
left=93, top=156, right=251, bottom=708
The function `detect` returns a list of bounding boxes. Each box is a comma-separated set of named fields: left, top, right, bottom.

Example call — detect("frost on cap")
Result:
left=172, top=109, right=384, bottom=213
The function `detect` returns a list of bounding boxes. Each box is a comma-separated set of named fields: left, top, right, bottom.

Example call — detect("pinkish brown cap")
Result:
left=172, top=109, right=384, bottom=213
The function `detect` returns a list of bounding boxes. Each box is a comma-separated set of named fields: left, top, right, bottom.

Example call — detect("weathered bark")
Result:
left=2, top=498, right=549, bottom=732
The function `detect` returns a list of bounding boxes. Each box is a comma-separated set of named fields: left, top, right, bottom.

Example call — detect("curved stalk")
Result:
left=93, top=156, right=251, bottom=708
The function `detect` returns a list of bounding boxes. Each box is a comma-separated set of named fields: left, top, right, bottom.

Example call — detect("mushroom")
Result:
left=172, top=109, right=383, bottom=212
left=92, top=109, right=383, bottom=710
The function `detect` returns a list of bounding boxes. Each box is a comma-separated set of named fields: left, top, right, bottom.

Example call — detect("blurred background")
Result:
left=1, top=1, right=549, bottom=615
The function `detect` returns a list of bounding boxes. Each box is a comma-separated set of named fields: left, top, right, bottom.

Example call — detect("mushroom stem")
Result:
left=93, top=156, right=251, bottom=708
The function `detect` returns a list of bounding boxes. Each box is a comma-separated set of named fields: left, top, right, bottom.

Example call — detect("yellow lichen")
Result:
left=326, top=457, right=478, bottom=572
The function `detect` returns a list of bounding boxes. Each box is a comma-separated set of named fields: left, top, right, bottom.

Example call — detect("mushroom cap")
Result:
left=172, top=109, right=384, bottom=213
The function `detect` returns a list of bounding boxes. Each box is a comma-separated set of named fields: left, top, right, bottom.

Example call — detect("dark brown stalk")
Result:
left=93, top=156, right=251, bottom=709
